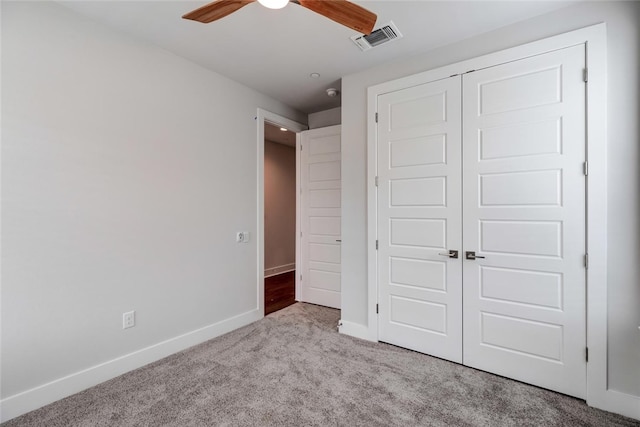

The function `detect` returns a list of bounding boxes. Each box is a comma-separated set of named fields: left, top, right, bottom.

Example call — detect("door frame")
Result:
left=364, top=23, right=629, bottom=417
left=256, top=108, right=307, bottom=317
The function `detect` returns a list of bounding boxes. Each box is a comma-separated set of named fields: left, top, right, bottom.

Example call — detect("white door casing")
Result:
left=377, top=77, right=463, bottom=362
left=300, top=126, right=342, bottom=309
left=375, top=45, right=587, bottom=398
left=461, top=44, right=587, bottom=398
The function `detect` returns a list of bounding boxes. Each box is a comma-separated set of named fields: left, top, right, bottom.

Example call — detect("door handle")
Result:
left=336, top=239, right=342, bottom=242
left=465, top=251, right=485, bottom=260
left=438, top=250, right=458, bottom=259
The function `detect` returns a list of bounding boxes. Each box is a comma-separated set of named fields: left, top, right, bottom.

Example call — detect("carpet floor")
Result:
left=4, top=303, right=638, bottom=426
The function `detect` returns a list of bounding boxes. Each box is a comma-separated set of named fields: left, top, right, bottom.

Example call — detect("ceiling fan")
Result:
left=183, top=0, right=377, bottom=35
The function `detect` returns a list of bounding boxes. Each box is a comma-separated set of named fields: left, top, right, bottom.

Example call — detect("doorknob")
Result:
left=465, top=251, right=485, bottom=260
left=438, top=250, right=459, bottom=259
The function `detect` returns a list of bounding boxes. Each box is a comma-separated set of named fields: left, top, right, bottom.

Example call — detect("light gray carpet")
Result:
left=4, top=303, right=638, bottom=426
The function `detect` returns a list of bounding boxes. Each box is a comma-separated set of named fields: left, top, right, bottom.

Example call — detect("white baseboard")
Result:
left=0, top=309, right=261, bottom=423
left=590, top=389, right=640, bottom=421
left=264, top=263, right=295, bottom=278
left=338, top=320, right=376, bottom=342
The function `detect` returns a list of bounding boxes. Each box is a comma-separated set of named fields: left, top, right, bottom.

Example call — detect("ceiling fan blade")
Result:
left=297, top=0, right=376, bottom=35
left=183, top=0, right=255, bottom=23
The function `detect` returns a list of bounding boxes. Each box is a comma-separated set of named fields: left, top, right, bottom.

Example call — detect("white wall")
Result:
left=342, top=0, right=639, bottom=400
left=308, top=107, right=341, bottom=129
left=1, top=0, right=305, bottom=419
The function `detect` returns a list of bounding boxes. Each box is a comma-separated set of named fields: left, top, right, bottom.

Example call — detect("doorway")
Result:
left=256, top=109, right=307, bottom=317
left=257, top=110, right=343, bottom=316
left=264, top=122, right=298, bottom=314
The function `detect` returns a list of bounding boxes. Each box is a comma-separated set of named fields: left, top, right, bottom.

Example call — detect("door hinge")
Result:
left=376, top=304, right=379, bottom=314
left=300, top=144, right=303, bottom=151
left=375, top=176, right=379, bottom=187
left=583, top=161, right=588, bottom=176
left=586, top=347, right=589, bottom=362
left=583, top=68, right=588, bottom=83
left=300, top=231, right=303, bottom=238
left=375, top=112, right=378, bottom=123
left=300, top=274, right=302, bottom=281
left=585, top=253, right=589, bottom=269
left=376, top=240, right=379, bottom=250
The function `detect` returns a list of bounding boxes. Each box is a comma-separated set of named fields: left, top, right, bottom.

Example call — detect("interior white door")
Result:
left=377, top=77, right=463, bottom=362
left=462, top=45, right=587, bottom=398
left=299, top=125, right=341, bottom=309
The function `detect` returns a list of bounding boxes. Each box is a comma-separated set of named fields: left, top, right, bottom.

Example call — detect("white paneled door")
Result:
left=462, top=45, right=586, bottom=398
left=300, top=126, right=341, bottom=309
left=375, top=44, right=587, bottom=397
left=377, top=77, right=463, bottom=362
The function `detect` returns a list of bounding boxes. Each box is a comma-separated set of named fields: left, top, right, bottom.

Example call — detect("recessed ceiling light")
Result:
left=280, top=127, right=288, bottom=131
left=310, top=73, right=320, bottom=79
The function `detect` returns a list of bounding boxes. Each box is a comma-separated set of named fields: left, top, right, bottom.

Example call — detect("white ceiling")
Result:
left=58, top=0, right=577, bottom=114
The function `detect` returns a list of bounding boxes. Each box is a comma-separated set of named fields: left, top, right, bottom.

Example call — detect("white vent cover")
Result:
left=351, top=21, right=402, bottom=51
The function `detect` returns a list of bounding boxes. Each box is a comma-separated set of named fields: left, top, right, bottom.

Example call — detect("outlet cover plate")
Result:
left=123, top=311, right=135, bottom=329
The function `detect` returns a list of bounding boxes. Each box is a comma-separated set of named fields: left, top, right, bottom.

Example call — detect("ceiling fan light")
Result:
left=257, top=0, right=289, bottom=10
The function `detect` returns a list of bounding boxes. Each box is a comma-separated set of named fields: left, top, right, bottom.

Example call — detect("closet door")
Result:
left=377, top=76, right=463, bottom=362
left=461, top=45, right=587, bottom=398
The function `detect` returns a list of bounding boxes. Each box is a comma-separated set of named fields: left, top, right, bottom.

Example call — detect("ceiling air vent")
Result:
left=351, top=21, right=402, bottom=52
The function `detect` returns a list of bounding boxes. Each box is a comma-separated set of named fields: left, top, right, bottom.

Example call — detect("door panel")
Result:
left=378, top=77, right=463, bottom=363
left=391, top=177, right=446, bottom=206
left=390, top=257, right=446, bottom=291
left=480, top=267, right=562, bottom=309
left=462, top=45, right=586, bottom=398
left=300, top=126, right=341, bottom=309
left=478, top=65, right=562, bottom=114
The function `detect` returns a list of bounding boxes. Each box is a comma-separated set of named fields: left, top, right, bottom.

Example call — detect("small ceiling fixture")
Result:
left=280, top=127, right=288, bottom=131
left=326, top=88, right=339, bottom=98
left=257, top=0, right=288, bottom=9
left=310, top=73, right=321, bottom=79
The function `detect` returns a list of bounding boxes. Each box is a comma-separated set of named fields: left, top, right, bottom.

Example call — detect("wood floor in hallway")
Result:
left=265, top=271, right=296, bottom=315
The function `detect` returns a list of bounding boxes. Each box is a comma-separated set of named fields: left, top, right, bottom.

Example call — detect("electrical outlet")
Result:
left=123, top=311, right=135, bottom=329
